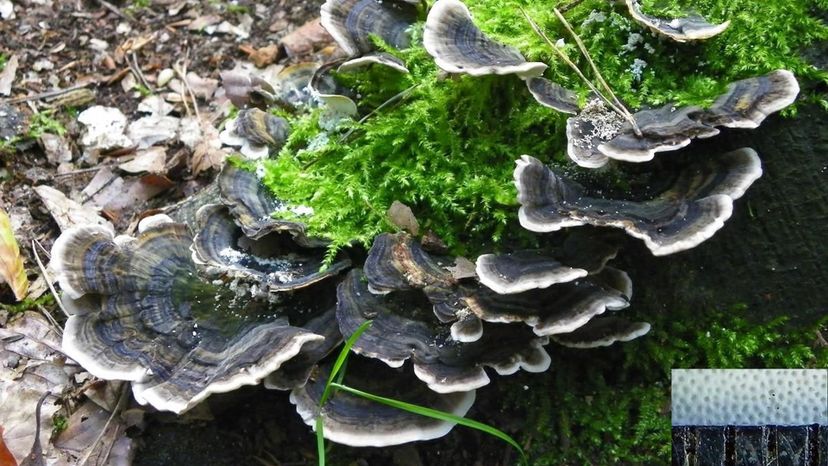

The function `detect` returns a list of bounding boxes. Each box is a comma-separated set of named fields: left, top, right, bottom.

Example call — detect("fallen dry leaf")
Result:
left=280, top=18, right=334, bottom=58
left=34, top=185, right=114, bottom=234
left=118, top=147, right=166, bottom=174
left=0, top=312, right=77, bottom=465
left=387, top=201, right=419, bottom=236
left=191, top=120, right=227, bottom=176
left=0, top=427, right=17, bottom=466
left=0, top=55, right=19, bottom=96
left=447, top=257, right=477, bottom=280
left=241, top=44, right=282, bottom=68
left=0, top=209, right=28, bottom=301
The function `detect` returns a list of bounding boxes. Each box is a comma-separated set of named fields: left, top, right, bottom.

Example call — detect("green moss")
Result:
left=505, top=305, right=827, bottom=464
left=261, top=0, right=827, bottom=259
left=0, top=294, right=56, bottom=315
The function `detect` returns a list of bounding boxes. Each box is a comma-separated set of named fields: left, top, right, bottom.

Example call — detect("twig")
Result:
left=130, top=52, right=154, bottom=94
left=4, top=83, right=92, bottom=104
left=174, top=60, right=201, bottom=121
left=339, top=83, right=420, bottom=142
left=92, top=0, right=136, bottom=23
left=552, top=8, right=641, bottom=136
left=558, top=0, right=586, bottom=14
left=36, top=304, right=63, bottom=337
left=77, top=382, right=129, bottom=466
left=31, top=240, right=70, bottom=318
left=520, top=9, right=625, bottom=117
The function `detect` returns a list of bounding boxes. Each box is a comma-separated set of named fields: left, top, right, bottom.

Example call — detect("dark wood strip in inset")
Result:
left=734, top=426, right=770, bottom=466
left=674, top=425, right=827, bottom=466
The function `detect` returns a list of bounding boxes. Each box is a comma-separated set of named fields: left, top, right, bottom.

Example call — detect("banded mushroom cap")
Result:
left=596, top=104, right=719, bottom=162
left=321, top=0, right=418, bottom=57
left=309, top=61, right=359, bottom=123
left=217, top=163, right=323, bottom=247
left=475, top=230, right=618, bottom=295
left=597, top=70, right=799, bottom=162
left=363, top=232, right=455, bottom=295
left=551, top=316, right=651, bottom=348
left=192, top=203, right=350, bottom=293
left=52, top=215, right=325, bottom=414
left=515, top=148, right=763, bottom=255
left=219, top=109, right=290, bottom=160
left=526, top=77, right=580, bottom=115
left=625, top=0, right=730, bottom=43
left=337, top=52, right=409, bottom=74
left=701, top=70, right=800, bottom=129
left=290, top=357, right=475, bottom=447
left=565, top=97, right=627, bottom=168
left=337, top=269, right=551, bottom=393
left=264, top=306, right=343, bottom=390
left=437, top=267, right=631, bottom=337
left=271, top=62, right=318, bottom=109
left=424, top=0, right=547, bottom=78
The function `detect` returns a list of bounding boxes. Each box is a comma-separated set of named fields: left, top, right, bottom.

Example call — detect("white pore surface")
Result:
left=671, top=369, right=828, bottom=426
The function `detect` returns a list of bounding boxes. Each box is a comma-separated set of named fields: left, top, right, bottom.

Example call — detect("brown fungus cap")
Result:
left=218, top=163, right=324, bottom=247
left=625, top=0, right=730, bottom=43
left=437, top=267, right=631, bottom=337
left=264, top=306, right=343, bottom=391
left=526, top=77, right=580, bottom=115
left=336, top=269, right=551, bottom=393
left=551, top=316, right=651, bottom=348
left=596, top=70, right=799, bottom=163
left=515, top=148, right=763, bottom=255
left=424, top=0, right=547, bottom=78
left=52, top=215, right=325, bottom=414
left=290, top=357, right=475, bottom=447
left=321, top=0, right=418, bottom=57
left=191, top=203, right=350, bottom=294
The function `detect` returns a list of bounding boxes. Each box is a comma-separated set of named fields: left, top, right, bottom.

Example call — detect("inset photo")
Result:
left=672, top=369, right=828, bottom=465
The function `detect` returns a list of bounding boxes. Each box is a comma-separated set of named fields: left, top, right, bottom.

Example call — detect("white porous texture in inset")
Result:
left=671, top=369, right=828, bottom=426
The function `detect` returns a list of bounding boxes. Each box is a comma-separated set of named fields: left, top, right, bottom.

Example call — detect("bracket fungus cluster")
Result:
left=566, top=70, right=800, bottom=166
left=49, top=0, right=807, bottom=454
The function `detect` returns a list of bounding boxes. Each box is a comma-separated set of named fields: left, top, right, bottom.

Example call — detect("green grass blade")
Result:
left=319, top=320, right=373, bottom=406
left=315, top=416, right=325, bottom=466
left=330, top=382, right=526, bottom=462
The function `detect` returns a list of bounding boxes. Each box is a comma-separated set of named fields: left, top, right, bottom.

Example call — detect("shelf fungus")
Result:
left=526, top=77, right=580, bottom=115
left=217, top=163, right=323, bottom=248
left=551, top=316, right=651, bottom=348
left=589, top=70, right=799, bottom=164
left=310, top=60, right=359, bottom=125
left=338, top=269, right=552, bottom=393
left=192, top=204, right=351, bottom=294
left=625, top=0, right=730, bottom=43
left=290, top=357, right=475, bottom=447
left=264, top=307, right=343, bottom=390
left=424, top=0, right=547, bottom=78
left=515, top=148, right=763, bottom=255
left=565, top=96, right=627, bottom=168
left=475, top=231, right=618, bottom=295
left=321, top=0, right=417, bottom=73
left=219, top=108, right=290, bottom=160
left=52, top=215, right=329, bottom=414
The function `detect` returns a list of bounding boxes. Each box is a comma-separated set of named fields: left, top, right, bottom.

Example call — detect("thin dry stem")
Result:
left=552, top=8, right=642, bottom=136
left=520, top=8, right=627, bottom=119
left=31, top=239, right=70, bottom=318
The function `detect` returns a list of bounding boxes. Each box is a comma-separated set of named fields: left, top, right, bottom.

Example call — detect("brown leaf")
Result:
left=0, top=427, right=18, bottom=466
left=387, top=201, right=419, bottom=236
left=241, top=44, right=282, bottom=68
left=191, top=120, right=227, bottom=176
left=280, top=18, right=334, bottom=58
left=0, top=209, right=28, bottom=301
